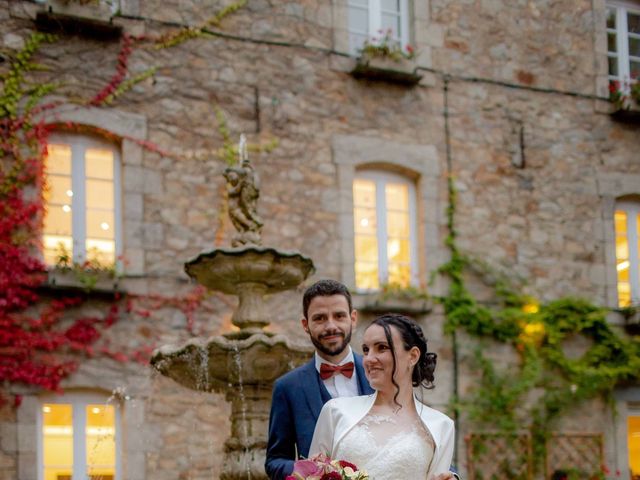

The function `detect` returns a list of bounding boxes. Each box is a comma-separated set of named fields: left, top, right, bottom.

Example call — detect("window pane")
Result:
left=44, top=204, right=72, bottom=237
left=86, top=179, right=114, bottom=210
left=43, top=404, right=73, bottom=480
left=628, top=12, right=640, bottom=34
left=354, top=207, right=377, bottom=234
left=354, top=179, right=376, bottom=207
left=606, top=8, right=616, bottom=29
left=608, top=32, right=617, bottom=52
left=355, top=262, right=379, bottom=290
left=86, top=404, right=116, bottom=479
left=629, top=36, right=640, bottom=57
left=618, top=282, right=631, bottom=307
left=46, top=144, right=71, bottom=175
left=630, top=415, right=640, bottom=477
left=348, top=0, right=368, bottom=6
left=85, top=149, right=114, bottom=180
left=348, top=5, right=369, bottom=34
left=86, top=238, right=115, bottom=264
left=381, top=0, right=400, bottom=12
left=608, top=56, right=619, bottom=76
left=46, top=175, right=73, bottom=205
left=387, top=262, right=410, bottom=287
left=615, top=211, right=628, bottom=235
left=387, top=237, right=410, bottom=263
left=385, top=183, right=409, bottom=211
left=387, top=211, right=409, bottom=238
left=349, top=32, right=369, bottom=53
left=630, top=60, right=640, bottom=79
left=43, top=235, right=73, bottom=266
left=355, top=235, right=378, bottom=264
left=86, top=210, right=115, bottom=239
left=616, top=236, right=629, bottom=262
left=614, top=210, right=629, bottom=308
left=381, top=13, right=401, bottom=39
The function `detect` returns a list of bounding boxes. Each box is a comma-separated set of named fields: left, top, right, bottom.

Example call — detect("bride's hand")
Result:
left=429, top=473, right=456, bottom=480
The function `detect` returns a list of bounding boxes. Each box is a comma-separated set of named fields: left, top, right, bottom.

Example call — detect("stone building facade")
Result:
left=0, top=0, right=639, bottom=479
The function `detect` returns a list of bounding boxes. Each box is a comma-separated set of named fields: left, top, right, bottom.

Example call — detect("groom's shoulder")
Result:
left=275, top=358, right=314, bottom=387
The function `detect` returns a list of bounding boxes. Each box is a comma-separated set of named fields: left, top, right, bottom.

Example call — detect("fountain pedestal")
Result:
left=151, top=247, right=315, bottom=479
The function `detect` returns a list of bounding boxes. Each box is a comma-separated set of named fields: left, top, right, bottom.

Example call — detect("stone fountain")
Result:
left=151, top=136, right=315, bottom=479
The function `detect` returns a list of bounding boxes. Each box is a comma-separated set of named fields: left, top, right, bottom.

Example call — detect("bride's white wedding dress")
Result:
left=309, top=394, right=454, bottom=480
left=332, top=412, right=435, bottom=480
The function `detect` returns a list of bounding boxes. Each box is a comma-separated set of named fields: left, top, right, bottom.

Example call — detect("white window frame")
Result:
left=37, top=392, right=122, bottom=480
left=617, top=201, right=640, bottom=306
left=354, top=170, right=418, bottom=291
left=607, top=1, right=640, bottom=84
left=46, top=132, right=122, bottom=267
left=347, top=0, right=411, bottom=55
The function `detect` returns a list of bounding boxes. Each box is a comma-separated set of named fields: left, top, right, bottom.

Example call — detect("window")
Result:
left=614, top=201, right=640, bottom=307
left=39, top=393, right=120, bottom=480
left=347, top=0, right=410, bottom=55
left=43, top=133, right=121, bottom=267
left=607, top=2, right=640, bottom=83
left=629, top=405, right=640, bottom=480
left=353, top=171, right=417, bottom=290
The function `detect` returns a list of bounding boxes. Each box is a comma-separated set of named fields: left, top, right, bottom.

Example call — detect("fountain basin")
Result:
left=185, top=247, right=315, bottom=331
left=150, top=332, right=313, bottom=392
left=185, top=246, right=314, bottom=295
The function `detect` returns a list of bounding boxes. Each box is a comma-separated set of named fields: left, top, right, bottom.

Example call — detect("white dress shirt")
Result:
left=314, top=346, right=360, bottom=398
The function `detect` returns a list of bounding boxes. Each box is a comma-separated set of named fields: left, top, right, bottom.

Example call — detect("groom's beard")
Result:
left=309, top=327, right=353, bottom=357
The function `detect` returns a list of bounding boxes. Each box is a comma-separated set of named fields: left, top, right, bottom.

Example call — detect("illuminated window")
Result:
left=43, top=134, right=121, bottom=267
left=614, top=202, right=640, bottom=307
left=353, top=171, right=417, bottom=290
left=40, top=394, right=120, bottom=480
left=347, top=0, right=410, bottom=55
left=606, top=2, right=640, bottom=82
left=629, top=407, right=640, bottom=479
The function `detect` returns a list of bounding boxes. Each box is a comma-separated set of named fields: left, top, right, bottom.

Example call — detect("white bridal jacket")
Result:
left=309, top=392, right=455, bottom=479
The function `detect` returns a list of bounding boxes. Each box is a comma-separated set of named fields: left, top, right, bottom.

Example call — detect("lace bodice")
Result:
left=333, top=413, right=435, bottom=480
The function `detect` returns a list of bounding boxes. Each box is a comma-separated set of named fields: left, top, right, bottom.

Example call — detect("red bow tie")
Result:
left=320, top=362, right=355, bottom=380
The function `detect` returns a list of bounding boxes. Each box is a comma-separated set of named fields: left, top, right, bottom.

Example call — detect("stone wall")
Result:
left=1, top=0, right=638, bottom=478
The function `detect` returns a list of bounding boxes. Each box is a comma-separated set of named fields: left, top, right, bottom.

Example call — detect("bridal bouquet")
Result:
left=286, top=453, right=369, bottom=480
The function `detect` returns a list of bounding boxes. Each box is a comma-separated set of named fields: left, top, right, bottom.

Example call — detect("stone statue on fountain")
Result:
left=223, top=134, right=264, bottom=247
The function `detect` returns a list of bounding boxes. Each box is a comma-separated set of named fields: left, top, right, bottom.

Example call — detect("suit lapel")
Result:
left=301, top=360, right=327, bottom=421
left=354, top=354, right=374, bottom=395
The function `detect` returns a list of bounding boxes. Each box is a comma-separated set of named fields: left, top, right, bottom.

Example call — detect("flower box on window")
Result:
left=36, top=0, right=122, bottom=39
left=354, top=289, right=432, bottom=316
left=350, top=30, right=422, bottom=86
left=44, top=0, right=118, bottom=21
left=45, top=267, right=121, bottom=295
left=351, top=55, right=422, bottom=86
left=609, top=80, right=640, bottom=123
left=611, top=106, right=640, bottom=123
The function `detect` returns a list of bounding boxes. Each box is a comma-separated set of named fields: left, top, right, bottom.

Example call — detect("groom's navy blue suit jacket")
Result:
left=265, top=355, right=374, bottom=480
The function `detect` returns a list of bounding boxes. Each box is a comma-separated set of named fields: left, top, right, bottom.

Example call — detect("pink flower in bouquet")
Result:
left=286, top=454, right=368, bottom=480
left=286, top=458, right=323, bottom=479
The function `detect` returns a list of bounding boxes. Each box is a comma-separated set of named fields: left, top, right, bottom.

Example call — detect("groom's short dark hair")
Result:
left=302, top=279, right=353, bottom=319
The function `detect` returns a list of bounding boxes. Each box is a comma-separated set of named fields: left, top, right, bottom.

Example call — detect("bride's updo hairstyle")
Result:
left=369, top=313, right=437, bottom=406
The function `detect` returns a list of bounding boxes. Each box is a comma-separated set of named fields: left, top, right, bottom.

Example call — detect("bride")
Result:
left=308, top=313, right=456, bottom=480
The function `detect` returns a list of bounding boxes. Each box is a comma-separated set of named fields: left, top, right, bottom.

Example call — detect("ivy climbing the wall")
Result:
left=438, top=176, right=640, bottom=473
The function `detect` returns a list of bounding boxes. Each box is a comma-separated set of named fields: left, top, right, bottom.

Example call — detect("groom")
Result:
left=265, top=279, right=373, bottom=480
